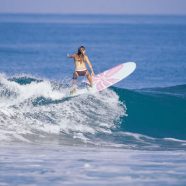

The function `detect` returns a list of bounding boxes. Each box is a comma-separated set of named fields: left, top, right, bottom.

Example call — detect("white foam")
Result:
left=0, top=74, right=65, bottom=107
left=0, top=74, right=126, bottom=143
left=1, top=144, right=186, bottom=185
left=164, top=137, right=186, bottom=143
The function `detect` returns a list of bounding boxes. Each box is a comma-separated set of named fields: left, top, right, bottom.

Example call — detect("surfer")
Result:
left=67, top=46, right=95, bottom=91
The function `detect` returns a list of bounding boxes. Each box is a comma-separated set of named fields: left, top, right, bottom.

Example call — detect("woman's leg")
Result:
left=72, top=71, right=78, bottom=86
left=86, top=72, right=93, bottom=87
left=70, top=72, right=78, bottom=94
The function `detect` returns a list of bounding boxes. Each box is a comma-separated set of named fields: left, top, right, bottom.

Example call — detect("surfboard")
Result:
left=67, top=62, right=136, bottom=97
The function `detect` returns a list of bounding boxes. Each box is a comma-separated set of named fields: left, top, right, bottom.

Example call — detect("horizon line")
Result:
left=0, top=12, right=186, bottom=17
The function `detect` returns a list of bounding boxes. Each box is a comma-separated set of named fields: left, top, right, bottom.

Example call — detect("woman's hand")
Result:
left=91, top=71, right=95, bottom=77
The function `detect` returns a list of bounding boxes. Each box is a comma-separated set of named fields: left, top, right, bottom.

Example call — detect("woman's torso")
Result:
left=74, top=54, right=87, bottom=71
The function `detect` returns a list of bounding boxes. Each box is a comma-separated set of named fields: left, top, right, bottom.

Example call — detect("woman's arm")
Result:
left=67, top=54, right=76, bottom=58
left=85, top=55, right=95, bottom=76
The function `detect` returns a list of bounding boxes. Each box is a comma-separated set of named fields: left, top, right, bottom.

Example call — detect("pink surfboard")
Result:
left=69, top=62, right=136, bottom=96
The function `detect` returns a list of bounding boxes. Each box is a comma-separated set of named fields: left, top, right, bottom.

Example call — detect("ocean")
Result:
left=0, top=14, right=186, bottom=185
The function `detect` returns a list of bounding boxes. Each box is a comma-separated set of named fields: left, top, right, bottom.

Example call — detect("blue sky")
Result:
left=0, top=0, right=186, bottom=15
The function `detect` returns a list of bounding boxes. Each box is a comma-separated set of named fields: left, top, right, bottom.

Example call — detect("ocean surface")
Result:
left=0, top=14, right=186, bottom=186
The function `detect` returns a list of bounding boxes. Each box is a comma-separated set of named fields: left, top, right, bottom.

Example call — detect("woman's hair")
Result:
left=77, top=46, right=86, bottom=56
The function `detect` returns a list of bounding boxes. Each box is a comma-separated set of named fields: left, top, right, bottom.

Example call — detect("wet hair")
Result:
left=77, top=46, right=86, bottom=56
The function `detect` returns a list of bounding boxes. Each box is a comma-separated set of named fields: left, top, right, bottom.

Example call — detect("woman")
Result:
left=67, top=46, right=95, bottom=89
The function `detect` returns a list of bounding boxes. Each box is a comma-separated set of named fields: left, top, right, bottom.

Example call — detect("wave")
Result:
left=113, top=84, right=186, bottom=140
left=0, top=74, right=186, bottom=150
left=0, top=74, right=125, bottom=144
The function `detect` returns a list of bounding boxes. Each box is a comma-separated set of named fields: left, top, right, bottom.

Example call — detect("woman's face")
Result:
left=80, top=48, right=86, bottom=55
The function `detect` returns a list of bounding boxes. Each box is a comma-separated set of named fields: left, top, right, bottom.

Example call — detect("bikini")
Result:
left=73, top=60, right=89, bottom=79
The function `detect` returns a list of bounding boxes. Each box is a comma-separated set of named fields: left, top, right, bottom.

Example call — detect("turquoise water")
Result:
left=0, top=14, right=186, bottom=185
left=115, top=85, right=186, bottom=140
